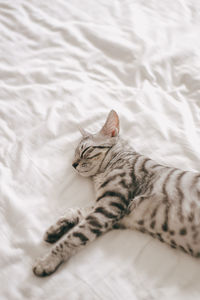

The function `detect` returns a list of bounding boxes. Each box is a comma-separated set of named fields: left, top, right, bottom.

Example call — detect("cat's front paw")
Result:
left=33, top=254, right=62, bottom=277
left=44, top=213, right=79, bottom=243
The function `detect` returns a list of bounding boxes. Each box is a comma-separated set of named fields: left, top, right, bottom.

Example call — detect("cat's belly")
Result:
left=120, top=193, right=200, bottom=257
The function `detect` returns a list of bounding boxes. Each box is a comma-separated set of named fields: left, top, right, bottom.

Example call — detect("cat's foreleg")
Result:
left=44, top=206, right=94, bottom=243
left=33, top=197, right=127, bottom=277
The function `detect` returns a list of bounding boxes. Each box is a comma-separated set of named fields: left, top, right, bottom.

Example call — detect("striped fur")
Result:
left=33, top=110, right=200, bottom=276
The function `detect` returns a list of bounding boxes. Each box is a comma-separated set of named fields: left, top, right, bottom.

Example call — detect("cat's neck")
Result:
left=96, top=137, right=136, bottom=175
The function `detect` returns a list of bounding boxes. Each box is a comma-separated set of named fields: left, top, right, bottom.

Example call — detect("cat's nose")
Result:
left=72, top=162, right=79, bottom=169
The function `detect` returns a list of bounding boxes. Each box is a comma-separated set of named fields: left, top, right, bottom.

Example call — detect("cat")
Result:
left=33, top=110, right=200, bottom=277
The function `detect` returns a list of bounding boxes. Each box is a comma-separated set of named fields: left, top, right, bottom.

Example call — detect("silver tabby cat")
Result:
left=33, top=110, right=200, bottom=276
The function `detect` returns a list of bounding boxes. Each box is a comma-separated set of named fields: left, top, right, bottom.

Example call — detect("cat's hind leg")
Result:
left=44, top=206, right=93, bottom=243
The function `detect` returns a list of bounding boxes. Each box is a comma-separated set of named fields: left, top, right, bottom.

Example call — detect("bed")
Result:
left=1, top=0, right=200, bottom=299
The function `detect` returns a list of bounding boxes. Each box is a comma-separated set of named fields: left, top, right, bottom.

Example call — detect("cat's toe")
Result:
left=44, top=219, right=76, bottom=244
left=33, top=260, right=48, bottom=277
left=44, top=229, right=61, bottom=244
left=44, top=234, right=55, bottom=244
left=33, top=256, right=62, bottom=277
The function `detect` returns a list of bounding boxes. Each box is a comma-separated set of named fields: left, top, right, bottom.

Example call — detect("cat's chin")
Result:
left=75, top=166, right=96, bottom=177
left=78, top=171, right=92, bottom=177
left=79, top=174, right=90, bottom=177
left=78, top=168, right=97, bottom=177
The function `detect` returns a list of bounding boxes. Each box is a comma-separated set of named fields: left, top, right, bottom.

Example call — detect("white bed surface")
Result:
left=1, top=1, right=200, bottom=299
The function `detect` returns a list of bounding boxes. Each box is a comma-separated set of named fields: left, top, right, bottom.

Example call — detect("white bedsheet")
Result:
left=1, top=1, right=200, bottom=299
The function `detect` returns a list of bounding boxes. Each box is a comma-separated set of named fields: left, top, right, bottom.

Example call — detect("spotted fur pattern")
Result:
left=33, top=110, right=200, bottom=276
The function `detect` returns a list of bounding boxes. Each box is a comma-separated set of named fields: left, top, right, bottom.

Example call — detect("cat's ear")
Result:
left=100, top=110, right=119, bottom=137
left=78, top=126, right=90, bottom=138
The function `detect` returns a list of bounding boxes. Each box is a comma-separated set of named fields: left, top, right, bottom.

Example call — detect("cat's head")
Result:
left=72, top=110, right=120, bottom=177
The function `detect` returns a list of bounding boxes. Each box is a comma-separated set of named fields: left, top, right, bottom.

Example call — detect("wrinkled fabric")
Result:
left=0, top=1, right=200, bottom=299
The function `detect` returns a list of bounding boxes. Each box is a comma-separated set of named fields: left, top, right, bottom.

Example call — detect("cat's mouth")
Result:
left=75, top=166, right=96, bottom=176
left=79, top=168, right=93, bottom=174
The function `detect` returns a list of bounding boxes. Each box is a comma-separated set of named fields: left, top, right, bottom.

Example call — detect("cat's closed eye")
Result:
left=81, top=147, right=94, bottom=158
left=87, top=152, right=101, bottom=159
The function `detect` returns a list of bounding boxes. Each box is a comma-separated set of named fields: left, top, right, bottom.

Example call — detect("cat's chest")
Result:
left=92, top=172, right=108, bottom=194
left=92, top=168, right=131, bottom=199
left=92, top=169, right=122, bottom=195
